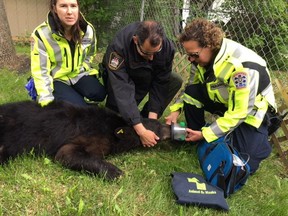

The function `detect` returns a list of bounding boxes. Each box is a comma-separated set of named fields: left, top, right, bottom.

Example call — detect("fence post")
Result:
left=140, top=0, right=146, bottom=21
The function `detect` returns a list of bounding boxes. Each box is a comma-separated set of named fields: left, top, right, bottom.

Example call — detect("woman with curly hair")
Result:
left=166, top=18, right=277, bottom=173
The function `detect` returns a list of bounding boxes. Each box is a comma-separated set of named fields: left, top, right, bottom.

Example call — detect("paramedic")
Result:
left=30, top=0, right=106, bottom=107
left=166, top=18, right=277, bottom=173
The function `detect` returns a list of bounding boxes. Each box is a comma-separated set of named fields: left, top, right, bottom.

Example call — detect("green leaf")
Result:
left=78, top=198, right=85, bottom=216
left=21, top=173, right=33, bottom=180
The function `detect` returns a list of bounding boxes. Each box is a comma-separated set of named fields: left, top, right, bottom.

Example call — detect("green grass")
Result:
left=15, top=44, right=30, bottom=56
left=0, top=69, right=29, bottom=103
left=0, top=47, right=288, bottom=215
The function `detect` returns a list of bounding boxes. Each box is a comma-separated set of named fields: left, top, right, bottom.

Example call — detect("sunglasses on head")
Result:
left=186, top=47, right=204, bottom=59
left=136, top=43, right=162, bottom=56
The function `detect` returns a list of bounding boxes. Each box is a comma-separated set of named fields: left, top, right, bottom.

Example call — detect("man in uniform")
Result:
left=101, top=21, right=182, bottom=147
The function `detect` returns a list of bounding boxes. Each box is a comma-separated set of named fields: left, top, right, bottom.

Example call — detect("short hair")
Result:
left=179, top=18, right=224, bottom=51
left=135, top=21, right=164, bottom=47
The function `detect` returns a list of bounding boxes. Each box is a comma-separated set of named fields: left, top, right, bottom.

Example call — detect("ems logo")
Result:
left=187, top=177, right=207, bottom=191
left=109, top=52, right=124, bottom=70
left=187, top=177, right=217, bottom=195
left=232, top=72, right=247, bottom=89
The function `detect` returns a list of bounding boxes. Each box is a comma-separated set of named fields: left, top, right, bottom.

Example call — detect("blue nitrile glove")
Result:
left=25, top=77, right=37, bottom=101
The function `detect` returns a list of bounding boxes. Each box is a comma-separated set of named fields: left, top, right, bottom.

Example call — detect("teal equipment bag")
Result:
left=197, top=137, right=250, bottom=197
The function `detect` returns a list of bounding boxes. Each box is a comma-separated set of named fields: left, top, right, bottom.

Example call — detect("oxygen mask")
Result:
left=171, top=122, right=187, bottom=141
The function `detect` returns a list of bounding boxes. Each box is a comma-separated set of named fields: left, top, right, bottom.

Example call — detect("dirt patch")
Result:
left=4, top=54, right=30, bottom=74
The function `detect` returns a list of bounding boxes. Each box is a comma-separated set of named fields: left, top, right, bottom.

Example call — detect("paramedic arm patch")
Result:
left=232, top=72, right=248, bottom=89
left=108, top=52, right=124, bottom=71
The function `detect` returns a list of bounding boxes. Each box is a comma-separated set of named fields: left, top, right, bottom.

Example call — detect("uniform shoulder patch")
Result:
left=108, top=52, right=124, bottom=71
left=232, top=72, right=248, bottom=89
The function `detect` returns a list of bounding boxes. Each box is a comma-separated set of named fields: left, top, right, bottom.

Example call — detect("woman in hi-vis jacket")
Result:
left=30, top=0, right=106, bottom=107
left=166, top=18, right=277, bottom=173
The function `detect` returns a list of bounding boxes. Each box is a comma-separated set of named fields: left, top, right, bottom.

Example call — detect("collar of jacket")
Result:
left=214, top=38, right=245, bottom=68
left=214, top=38, right=229, bottom=67
left=47, top=11, right=88, bottom=36
left=212, top=38, right=245, bottom=81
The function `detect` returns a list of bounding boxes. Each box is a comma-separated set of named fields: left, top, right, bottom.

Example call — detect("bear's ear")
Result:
left=114, top=127, right=136, bottom=140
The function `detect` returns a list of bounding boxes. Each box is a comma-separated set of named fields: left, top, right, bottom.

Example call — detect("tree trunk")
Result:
left=0, top=0, right=18, bottom=69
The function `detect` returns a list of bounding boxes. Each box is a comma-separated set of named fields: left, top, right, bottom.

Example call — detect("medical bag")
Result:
left=197, top=137, right=250, bottom=197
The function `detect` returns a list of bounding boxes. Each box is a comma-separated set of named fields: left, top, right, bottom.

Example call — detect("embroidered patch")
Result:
left=232, top=72, right=247, bottom=89
left=108, top=52, right=124, bottom=70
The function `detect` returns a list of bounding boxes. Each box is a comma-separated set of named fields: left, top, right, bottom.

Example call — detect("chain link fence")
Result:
left=87, top=0, right=287, bottom=73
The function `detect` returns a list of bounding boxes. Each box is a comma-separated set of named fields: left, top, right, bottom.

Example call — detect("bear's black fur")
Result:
left=0, top=101, right=170, bottom=179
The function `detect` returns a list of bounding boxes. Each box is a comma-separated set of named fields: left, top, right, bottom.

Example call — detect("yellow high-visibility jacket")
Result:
left=170, top=38, right=277, bottom=142
left=31, top=12, right=98, bottom=106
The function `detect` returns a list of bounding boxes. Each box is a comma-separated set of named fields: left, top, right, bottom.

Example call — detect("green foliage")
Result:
left=79, top=0, right=287, bottom=72
left=140, top=0, right=184, bottom=41
left=81, top=0, right=141, bottom=48
left=0, top=69, right=29, bottom=103
left=15, top=44, right=30, bottom=56
left=220, top=0, right=288, bottom=71
left=80, top=0, right=187, bottom=48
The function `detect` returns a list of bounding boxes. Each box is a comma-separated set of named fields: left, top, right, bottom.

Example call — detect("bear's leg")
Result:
left=0, top=145, right=8, bottom=164
left=0, top=145, right=4, bottom=164
left=55, top=144, right=123, bottom=180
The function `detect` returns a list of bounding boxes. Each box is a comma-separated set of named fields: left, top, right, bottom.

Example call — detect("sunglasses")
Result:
left=186, top=47, right=204, bottom=59
left=136, top=43, right=162, bottom=56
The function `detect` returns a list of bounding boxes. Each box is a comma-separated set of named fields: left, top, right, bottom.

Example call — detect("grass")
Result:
left=0, top=45, right=288, bottom=215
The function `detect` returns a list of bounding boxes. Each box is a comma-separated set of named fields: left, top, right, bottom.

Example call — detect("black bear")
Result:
left=0, top=101, right=171, bottom=179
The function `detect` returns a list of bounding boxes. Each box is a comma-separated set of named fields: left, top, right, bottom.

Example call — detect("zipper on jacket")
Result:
left=70, top=45, right=76, bottom=72
left=231, top=91, right=235, bottom=111
left=64, top=48, right=68, bottom=68
left=78, top=46, right=81, bottom=67
left=71, top=57, right=74, bottom=72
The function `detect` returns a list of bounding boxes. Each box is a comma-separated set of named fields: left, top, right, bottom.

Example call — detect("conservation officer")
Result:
left=101, top=21, right=183, bottom=147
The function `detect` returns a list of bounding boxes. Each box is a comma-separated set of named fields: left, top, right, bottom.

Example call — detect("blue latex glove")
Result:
left=25, top=77, right=37, bottom=101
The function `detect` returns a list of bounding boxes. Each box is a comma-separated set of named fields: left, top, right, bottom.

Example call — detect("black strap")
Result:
left=242, top=62, right=270, bottom=95
left=208, top=162, right=227, bottom=194
left=200, top=143, right=217, bottom=165
left=227, top=166, right=237, bottom=196
left=217, top=166, right=227, bottom=196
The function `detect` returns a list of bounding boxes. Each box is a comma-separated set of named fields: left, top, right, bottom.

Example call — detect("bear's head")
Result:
left=112, top=119, right=171, bottom=154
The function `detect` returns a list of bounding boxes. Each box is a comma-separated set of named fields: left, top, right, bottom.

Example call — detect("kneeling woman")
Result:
left=30, top=0, right=106, bottom=107
left=166, top=18, right=277, bottom=174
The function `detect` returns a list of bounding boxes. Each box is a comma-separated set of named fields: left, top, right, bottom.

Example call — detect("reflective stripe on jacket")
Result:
left=31, top=12, right=98, bottom=105
left=172, top=38, right=277, bottom=142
